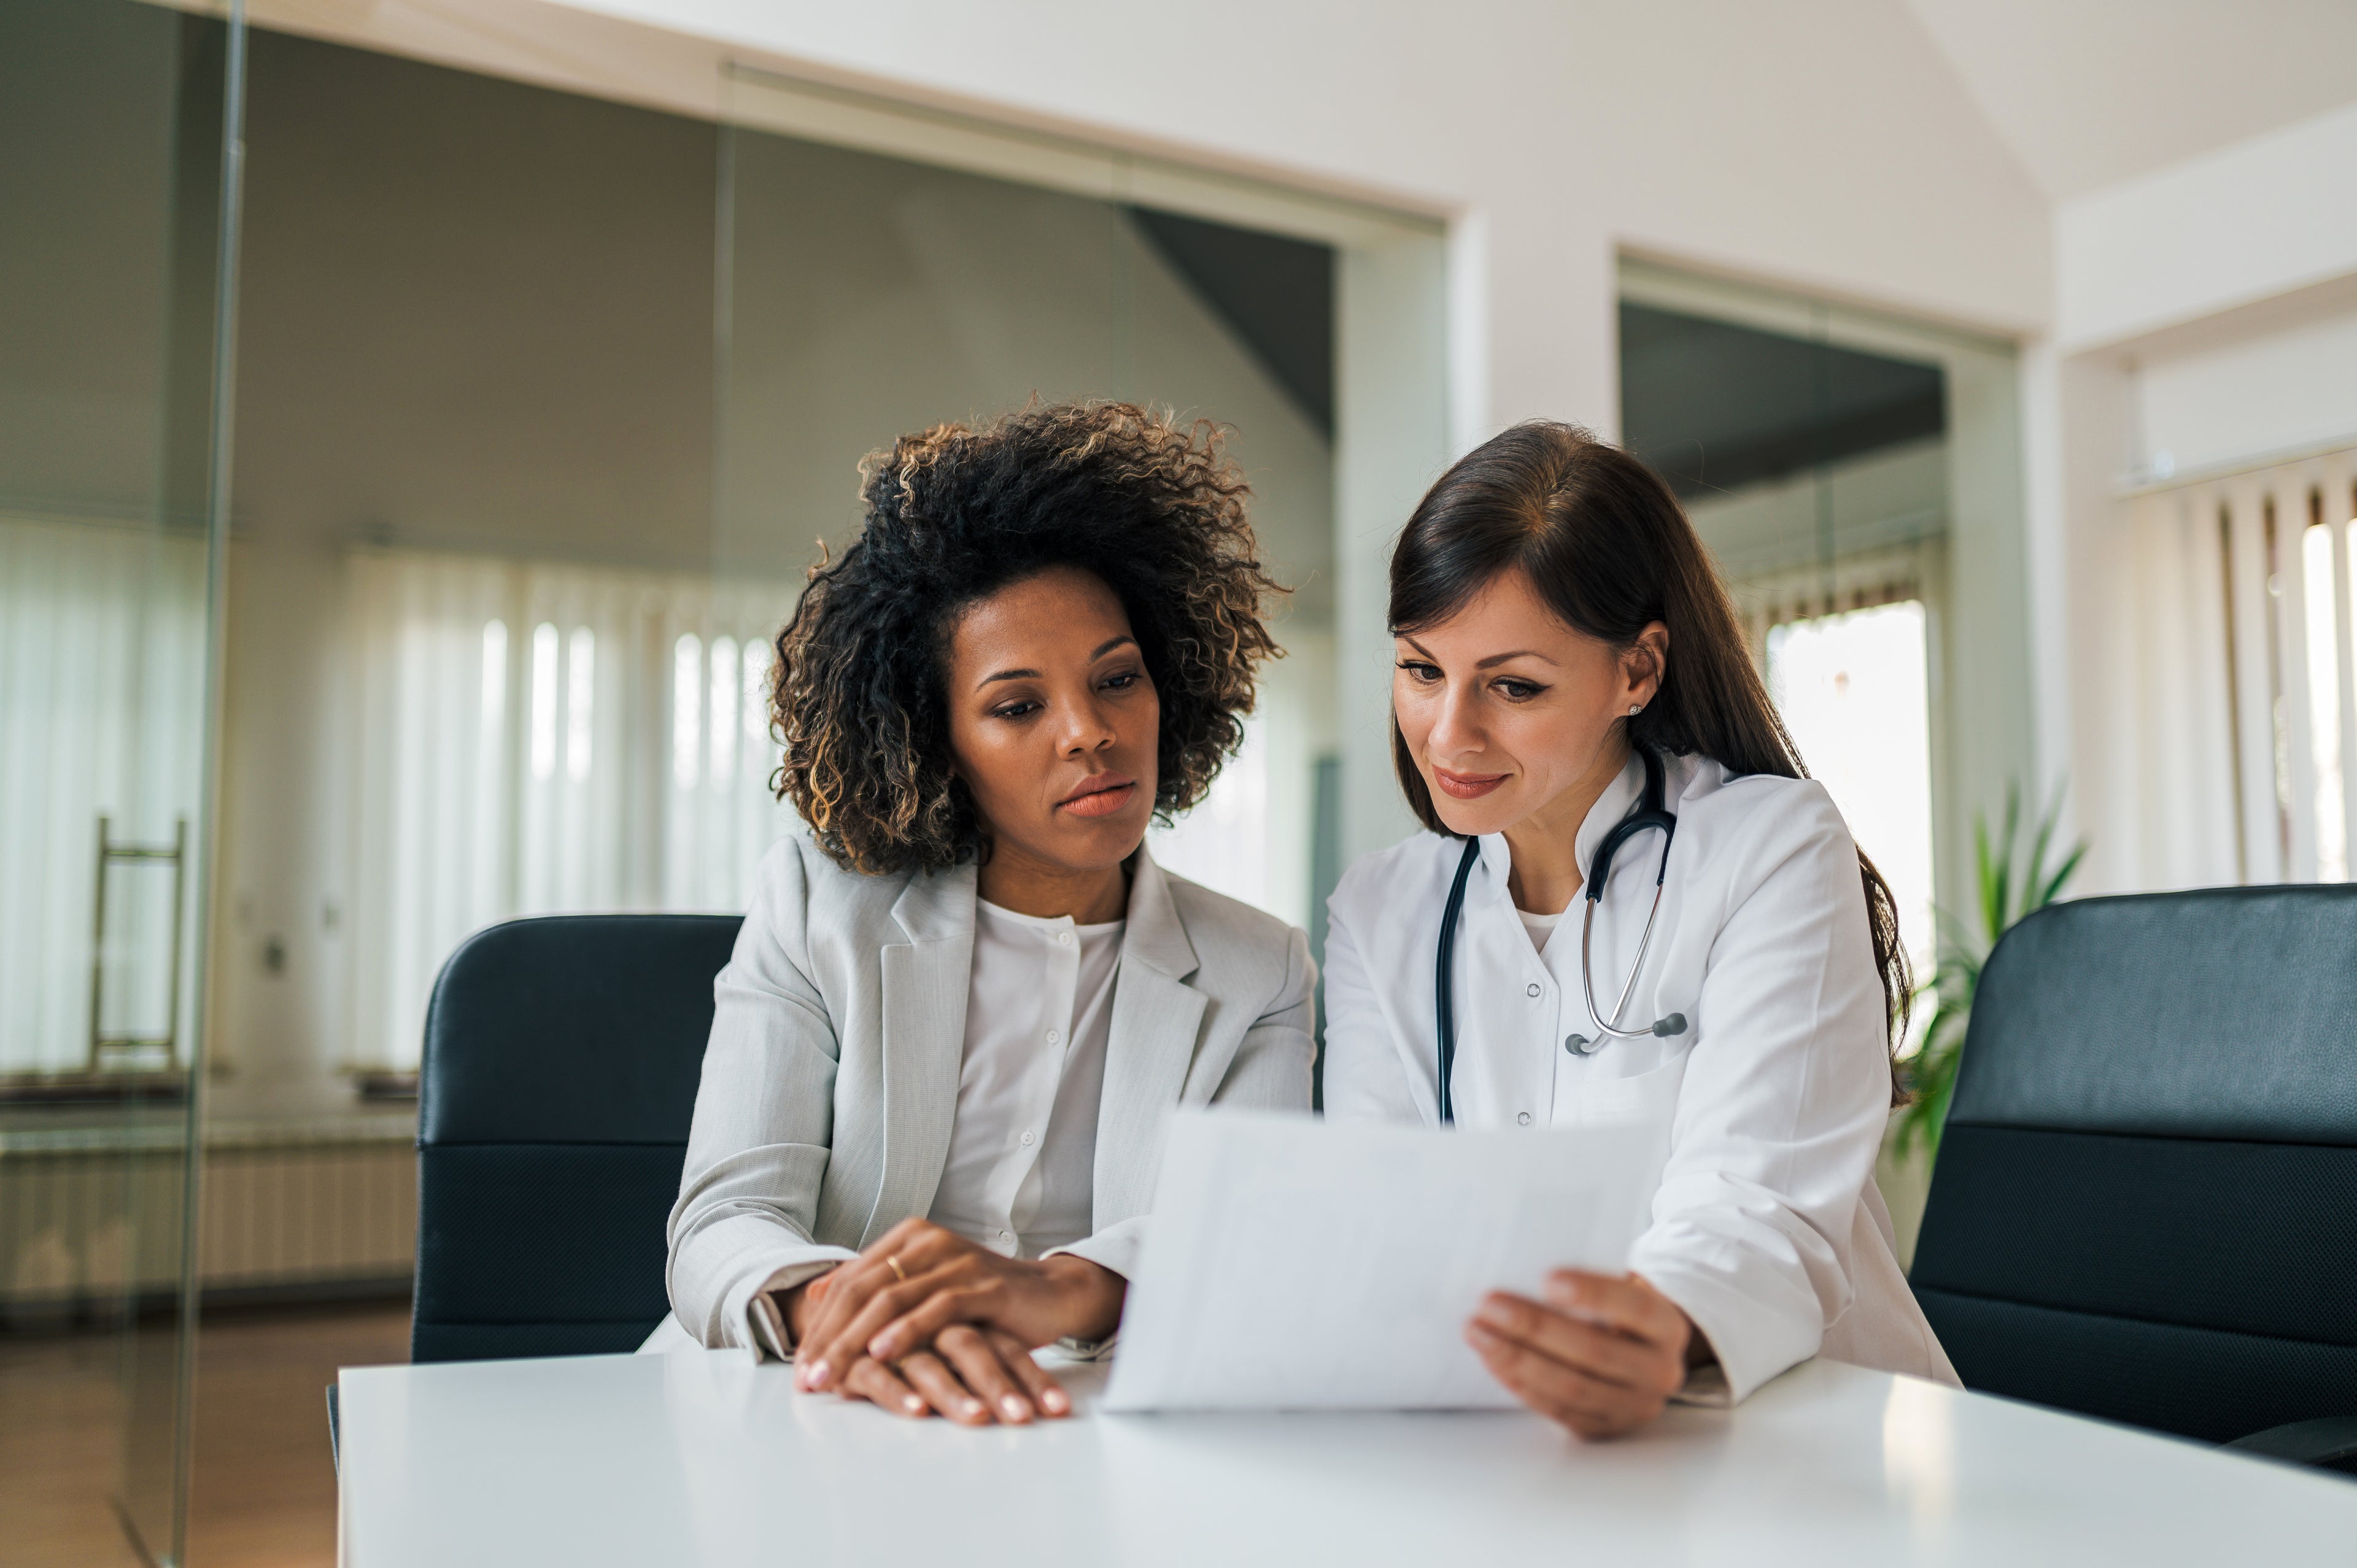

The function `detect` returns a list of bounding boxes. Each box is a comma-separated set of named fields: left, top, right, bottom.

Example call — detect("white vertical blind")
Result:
left=0, top=516, right=207, bottom=1076
left=2123, top=452, right=2357, bottom=890
left=344, top=549, right=799, bottom=1070
left=2223, top=483, right=2282, bottom=882
left=2122, top=487, right=2239, bottom=889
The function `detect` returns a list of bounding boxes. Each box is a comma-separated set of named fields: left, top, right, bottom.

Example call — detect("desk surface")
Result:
left=338, top=1351, right=2357, bottom=1567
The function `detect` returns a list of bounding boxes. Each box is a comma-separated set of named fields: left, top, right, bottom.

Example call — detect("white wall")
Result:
left=2057, top=101, right=2357, bottom=353
left=2135, top=304, right=2357, bottom=479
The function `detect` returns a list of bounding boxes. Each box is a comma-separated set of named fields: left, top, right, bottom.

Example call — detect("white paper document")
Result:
left=1102, top=1110, right=1658, bottom=1412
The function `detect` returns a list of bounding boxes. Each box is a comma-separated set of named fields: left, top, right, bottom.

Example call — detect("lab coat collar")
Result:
left=1574, top=749, right=1652, bottom=881
left=1469, top=748, right=1651, bottom=907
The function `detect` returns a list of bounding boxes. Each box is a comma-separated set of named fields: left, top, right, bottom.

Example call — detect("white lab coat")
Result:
left=1322, top=749, right=1957, bottom=1403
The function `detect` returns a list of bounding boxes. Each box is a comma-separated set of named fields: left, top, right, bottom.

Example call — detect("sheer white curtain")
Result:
left=0, top=516, right=207, bottom=1076
left=344, top=549, right=799, bottom=1071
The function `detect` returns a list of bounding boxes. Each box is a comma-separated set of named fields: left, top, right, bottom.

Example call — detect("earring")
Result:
left=1627, top=705, right=1643, bottom=717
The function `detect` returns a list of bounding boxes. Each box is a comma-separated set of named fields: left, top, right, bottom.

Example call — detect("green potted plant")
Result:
left=1893, top=781, right=2087, bottom=1161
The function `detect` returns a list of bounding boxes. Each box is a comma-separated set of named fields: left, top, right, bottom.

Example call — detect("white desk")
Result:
left=338, top=1351, right=2357, bottom=1566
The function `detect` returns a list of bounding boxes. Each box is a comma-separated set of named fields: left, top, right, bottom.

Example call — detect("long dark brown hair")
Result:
left=1389, top=420, right=1911, bottom=1102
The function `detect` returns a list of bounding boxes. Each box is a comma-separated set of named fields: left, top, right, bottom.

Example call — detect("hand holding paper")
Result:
left=1104, top=1110, right=1658, bottom=1412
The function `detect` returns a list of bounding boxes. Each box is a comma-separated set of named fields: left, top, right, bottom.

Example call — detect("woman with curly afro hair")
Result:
left=645, top=403, right=1315, bottom=1426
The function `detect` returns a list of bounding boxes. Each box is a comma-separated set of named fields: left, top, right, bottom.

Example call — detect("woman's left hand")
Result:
left=794, top=1219, right=1126, bottom=1421
left=1466, top=1270, right=1701, bottom=1439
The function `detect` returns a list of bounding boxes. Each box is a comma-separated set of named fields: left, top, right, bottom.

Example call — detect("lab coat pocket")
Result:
left=1562, top=1049, right=1689, bottom=1131
left=1562, top=1051, right=1689, bottom=1213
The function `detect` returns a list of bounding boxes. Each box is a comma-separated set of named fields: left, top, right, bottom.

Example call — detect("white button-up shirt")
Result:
left=926, top=899, right=1123, bottom=1259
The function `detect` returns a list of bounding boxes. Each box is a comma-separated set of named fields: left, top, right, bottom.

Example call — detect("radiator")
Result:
left=0, top=1111, right=417, bottom=1318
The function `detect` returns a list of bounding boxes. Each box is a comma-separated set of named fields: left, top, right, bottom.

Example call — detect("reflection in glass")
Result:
left=0, top=0, right=240, bottom=1559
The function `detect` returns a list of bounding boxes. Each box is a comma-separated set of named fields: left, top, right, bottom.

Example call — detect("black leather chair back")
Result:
left=411, top=914, right=740, bottom=1362
left=1911, top=885, right=2357, bottom=1443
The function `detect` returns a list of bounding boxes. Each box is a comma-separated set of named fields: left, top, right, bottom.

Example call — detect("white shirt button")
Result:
left=1517, top=1111, right=1533, bottom=1126
left=1526, top=983, right=1542, bottom=998
left=1057, top=930, right=1074, bottom=946
left=1020, top=1129, right=1035, bottom=1146
left=1045, top=1028, right=1062, bottom=1046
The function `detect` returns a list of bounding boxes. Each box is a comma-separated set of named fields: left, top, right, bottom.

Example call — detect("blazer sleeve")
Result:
left=664, top=841, right=859, bottom=1352
left=1048, top=924, right=1317, bottom=1299
left=1626, top=795, right=1894, bottom=1404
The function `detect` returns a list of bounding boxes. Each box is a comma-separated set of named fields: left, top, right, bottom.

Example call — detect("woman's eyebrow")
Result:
left=1394, top=633, right=1558, bottom=670
left=978, top=635, right=1139, bottom=688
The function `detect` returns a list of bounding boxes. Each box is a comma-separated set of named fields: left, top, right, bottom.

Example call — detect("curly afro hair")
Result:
left=772, top=401, right=1287, bottom=875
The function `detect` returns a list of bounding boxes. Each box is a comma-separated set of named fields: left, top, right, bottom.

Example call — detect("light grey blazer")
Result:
left=657, top=832, right=1316, bottom=1352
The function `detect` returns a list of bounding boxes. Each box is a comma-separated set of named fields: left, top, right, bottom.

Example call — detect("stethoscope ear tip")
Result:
left=1653, top=1014, right=1689, bottom=1038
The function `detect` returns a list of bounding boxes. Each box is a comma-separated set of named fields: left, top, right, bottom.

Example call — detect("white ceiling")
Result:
left=1902, top=0, right=2357, bottom=199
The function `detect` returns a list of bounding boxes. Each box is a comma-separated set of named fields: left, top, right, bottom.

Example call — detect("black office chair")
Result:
left=1910, top=884, right=2357, bottom=1472
left=410, top=913, right=740, bottom=1362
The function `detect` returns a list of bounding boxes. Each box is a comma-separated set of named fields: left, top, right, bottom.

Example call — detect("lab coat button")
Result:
left=1045, top=1028, right=1062, bottom=1046
left=1516, top=1111, right=1533, bottom=1126
left=1020, top=1130, right=1035, bottom=1146
left=1525, top=983, right=1541, bottom=998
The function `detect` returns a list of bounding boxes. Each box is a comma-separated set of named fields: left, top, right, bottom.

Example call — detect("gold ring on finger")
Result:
left=886, top=1254, right=908, bottom=1283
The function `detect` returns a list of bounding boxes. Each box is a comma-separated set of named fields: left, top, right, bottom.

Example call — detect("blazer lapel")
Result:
left=1093, top=852, right=1209, bottom=1226
left=862, top=864, right=976, bottom=1247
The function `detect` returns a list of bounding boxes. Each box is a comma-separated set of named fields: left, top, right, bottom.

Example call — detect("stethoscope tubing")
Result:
left=1434, top=745, right=1682, bottom=1123
left=1574, top=880, right=1669, bottom=1052
left=1434, top=835, right=1483, bottom=1126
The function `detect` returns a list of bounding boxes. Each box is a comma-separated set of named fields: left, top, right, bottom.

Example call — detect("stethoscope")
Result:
left=1434, top=743, right=1690, bottom=1124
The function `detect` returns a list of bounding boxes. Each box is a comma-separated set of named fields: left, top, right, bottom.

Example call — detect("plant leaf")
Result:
left=1990, top=782, right=2021, bottom=939
left=2023, top=780, right=2064, bottom=925
left=2035, top=841, right=2088, bottom=911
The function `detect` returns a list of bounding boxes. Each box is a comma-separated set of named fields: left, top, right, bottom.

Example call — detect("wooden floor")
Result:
left=1, top=1300, right=411, bottom=1567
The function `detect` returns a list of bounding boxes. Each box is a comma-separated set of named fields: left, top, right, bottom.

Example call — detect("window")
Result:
left=1767, top=601, right=1938, bottom=974
left=343, top=548, right=799, bottom=1070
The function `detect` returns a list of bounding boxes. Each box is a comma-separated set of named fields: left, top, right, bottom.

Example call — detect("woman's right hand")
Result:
left=778, top=1264, right=1072, bottom=1427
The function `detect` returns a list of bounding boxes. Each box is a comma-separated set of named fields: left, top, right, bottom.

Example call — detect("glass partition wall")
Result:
left=6, top=26, right=1445, bottom=1553
left=209, top=36, right=1438, bottom=1153
left=0, top=2, right=243, bottom=1562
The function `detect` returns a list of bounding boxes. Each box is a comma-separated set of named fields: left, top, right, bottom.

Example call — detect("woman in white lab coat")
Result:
left=1322, top=421, right=1957, bottom=1438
